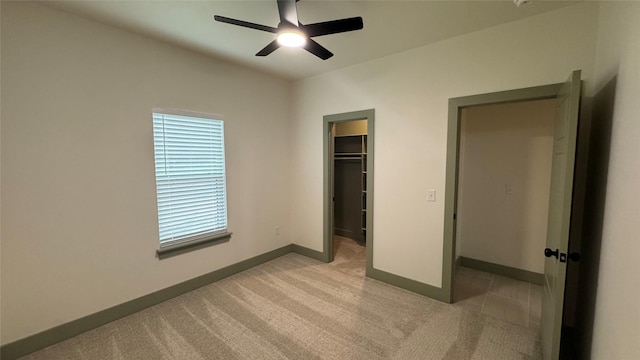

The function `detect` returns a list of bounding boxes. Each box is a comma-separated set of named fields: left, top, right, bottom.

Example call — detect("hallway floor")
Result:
left=454, top=266, right=543, bottom=331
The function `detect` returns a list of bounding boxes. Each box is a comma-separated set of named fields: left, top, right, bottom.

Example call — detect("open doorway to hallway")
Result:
left=453, top=98, right=556, bottom=348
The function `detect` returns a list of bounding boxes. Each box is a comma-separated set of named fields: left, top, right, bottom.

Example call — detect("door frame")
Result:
left=323, top=109, right=374, bottom=273
left=442, top=83, right=563, bottom=303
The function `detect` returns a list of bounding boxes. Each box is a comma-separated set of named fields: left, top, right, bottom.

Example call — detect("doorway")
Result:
left=455, top=99, right=556, bottom=279
left=444, top=71, right=582, bottom=360
left=333, top=120, right=367, bottom=245
left=323, top=109, right=374, bottom=273
left=453, top=98, right=556, bottom=331
left=442, top=84, right=565, bottom=302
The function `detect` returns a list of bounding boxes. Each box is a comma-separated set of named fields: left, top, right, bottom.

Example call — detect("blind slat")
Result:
left=152, top=112, right=228, bottom=244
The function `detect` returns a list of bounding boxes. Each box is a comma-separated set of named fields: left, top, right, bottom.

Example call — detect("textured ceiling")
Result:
left=42, top=0, right=578, bottom=80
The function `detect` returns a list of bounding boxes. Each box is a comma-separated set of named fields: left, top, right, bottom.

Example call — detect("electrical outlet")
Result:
left=274, top=226, right=280, bottom=236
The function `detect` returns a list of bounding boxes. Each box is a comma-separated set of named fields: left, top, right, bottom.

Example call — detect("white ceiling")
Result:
left=42, top=0, right=578, bottom=80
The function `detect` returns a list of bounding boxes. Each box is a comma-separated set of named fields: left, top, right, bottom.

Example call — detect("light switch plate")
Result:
left=428, top=189, right=436, bottom=202
left=505, top=184, right=513, bottom=195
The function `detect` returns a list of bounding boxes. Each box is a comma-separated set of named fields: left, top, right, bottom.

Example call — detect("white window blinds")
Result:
left=152, top=111, right=228, bottom=246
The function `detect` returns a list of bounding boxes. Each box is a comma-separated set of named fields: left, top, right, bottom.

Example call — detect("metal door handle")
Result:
left=544, top=248, right=559, bottom=259
left=568, top=252, right=581, bottom=262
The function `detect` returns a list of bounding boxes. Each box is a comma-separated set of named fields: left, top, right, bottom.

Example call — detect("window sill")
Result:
left=156, top=232, right=232, bottom=259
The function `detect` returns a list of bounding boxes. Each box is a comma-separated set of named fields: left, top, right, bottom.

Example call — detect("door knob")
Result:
left=563, top=252, right=581, bottom=262
left=544, top=248, right=559, bottom=259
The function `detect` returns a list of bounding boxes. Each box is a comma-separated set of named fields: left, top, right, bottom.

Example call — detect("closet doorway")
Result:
left=323, top=109, right=374, bottom=273
left=333, top=121, right=367, bottom=245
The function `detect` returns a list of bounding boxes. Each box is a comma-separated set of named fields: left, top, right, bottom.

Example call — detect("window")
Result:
left=152, top=110, right=230, bottom=255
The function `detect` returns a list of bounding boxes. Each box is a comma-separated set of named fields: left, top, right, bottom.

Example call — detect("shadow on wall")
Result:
left=560, top=76, right=617, bottom=360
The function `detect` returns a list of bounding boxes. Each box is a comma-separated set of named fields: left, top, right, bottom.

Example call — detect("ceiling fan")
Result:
left=214, top=0, right=363, bottom=60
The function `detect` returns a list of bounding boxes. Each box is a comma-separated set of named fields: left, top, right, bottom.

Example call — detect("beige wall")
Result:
left=291, top=2, right=598, bottom=286
left=457, top=100, right=555, bottom=274
left=590, top=2, right=640, bottom=359
left=0, top=2, right=292, bottom=344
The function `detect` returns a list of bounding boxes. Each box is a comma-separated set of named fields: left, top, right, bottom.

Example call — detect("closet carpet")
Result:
left=19, top=237, right=541, bottom=359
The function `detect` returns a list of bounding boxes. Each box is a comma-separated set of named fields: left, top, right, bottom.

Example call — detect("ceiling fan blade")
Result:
left=303, top=17, right=364, bottom=37
left=277, top=0, right=299, bottom=27
left=303, top=39, right=333, bottom=60
left=256, top=40, right=281, bottom=57
left=214, top=15, right=278, bottom=33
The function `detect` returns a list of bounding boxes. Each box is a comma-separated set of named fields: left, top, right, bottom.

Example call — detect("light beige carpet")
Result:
left=19, top=237, right=541, bottom=359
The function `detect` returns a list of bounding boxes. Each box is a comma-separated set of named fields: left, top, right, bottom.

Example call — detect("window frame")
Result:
left=151, top=108, right=232, bottom=259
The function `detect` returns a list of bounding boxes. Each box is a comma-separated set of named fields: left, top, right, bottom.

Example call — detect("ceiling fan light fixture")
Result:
left=214, top=0, right=363, bottom=59
left=277, top=31, right=306, bottom=47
